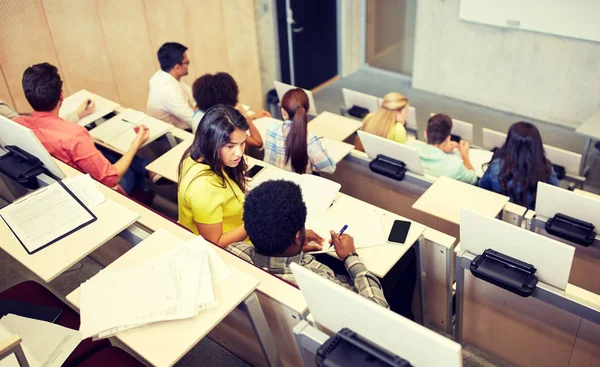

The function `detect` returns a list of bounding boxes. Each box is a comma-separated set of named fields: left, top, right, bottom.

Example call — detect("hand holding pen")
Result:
left=329, top=225, right=356, bottom=260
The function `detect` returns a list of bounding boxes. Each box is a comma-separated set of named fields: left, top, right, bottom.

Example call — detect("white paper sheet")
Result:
left=59, top=90, right=120, bottom=127
left=90, top=109, right=172, bottom=152
left=0, top=314, right=81, bottom=367
left=63, top=174, right=106, bottom=209
left=0, top=183, right=94, bottom=253
left=451, top=148, right=493, bottom=178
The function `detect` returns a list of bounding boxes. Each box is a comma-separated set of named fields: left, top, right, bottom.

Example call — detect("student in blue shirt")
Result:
left=479, top=121, right=559, bottom=209
left=409, top=114, right=477, bottom=184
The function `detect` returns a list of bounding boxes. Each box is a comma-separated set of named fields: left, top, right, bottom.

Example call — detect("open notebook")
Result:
left=89, top=109, right=172, bottom=153
left=59, top=89, right=120, bottom=127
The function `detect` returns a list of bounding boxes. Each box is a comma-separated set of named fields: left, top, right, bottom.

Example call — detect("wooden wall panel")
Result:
left=41, top=0, right=119, bottom=102
left=96, top=0, right=157, bottom=111
left=0, top=0, right=62, bottom=113
left=221, top=0, right=263, bottom=110
left=184, top=0, right=232, bottom=76
left=143, top=0, right=197, bottom=86
left=0, top=67, right=15, bottom=110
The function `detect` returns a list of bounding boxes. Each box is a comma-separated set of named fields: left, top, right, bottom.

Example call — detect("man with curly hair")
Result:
left=227, top=180, right=389, bottom=308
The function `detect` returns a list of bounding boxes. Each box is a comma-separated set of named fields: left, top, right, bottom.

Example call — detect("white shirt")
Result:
left=146, top=70, right=195, bottom=130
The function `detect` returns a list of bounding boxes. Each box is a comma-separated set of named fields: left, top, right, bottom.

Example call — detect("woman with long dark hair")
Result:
left=263, top=88, right=336, bottom=174
left=178, top=104, right=249, bottom=247
left=479, top=122, right=559, bottom=209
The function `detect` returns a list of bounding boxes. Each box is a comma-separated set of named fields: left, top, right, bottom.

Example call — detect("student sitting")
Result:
left=190, top=72, right=267, bottom=148
left=14, top=63, right=152, bottom=195
left=409, top=114, right=477, bottom=184
left=227, top=180, right=389, bottom=308
left=178, top=104, right=249, bottom=247
left=146, top=42, right=195, bottom=130
left=263, top=88, right=336, bottom=174
left=479, top=122, right=559, bottom=209
left=355, top=92, right=409, bottom=151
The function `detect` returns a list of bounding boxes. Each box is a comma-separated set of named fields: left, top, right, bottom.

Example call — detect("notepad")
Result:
left=0, top=182, right=96, bottom=254
left=63, top=174, right=106, bottom=210
left=89, top=109, right=172, bottom=153
left=59, top=89, right=120, bottom=127
left=0, top=314, right=81, bottom=367
left=451, top=148, right=493, bottom=178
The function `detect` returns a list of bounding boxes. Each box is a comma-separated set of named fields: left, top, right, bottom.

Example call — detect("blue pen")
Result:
left=330, top=224, right=348, bottom=248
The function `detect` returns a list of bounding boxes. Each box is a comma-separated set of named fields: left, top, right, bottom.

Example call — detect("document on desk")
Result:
left=306, top=209, right=388, bottom=253
left=0, top=314, right=81, bottom=367
left=63, top=174, right=106, bottom=209
left=0, top=183, right=96, bottom=254
left=90, top=109, right=172, bottom=152
left=59, top=89, right=120, bottom=127
left=451, top=148, right=493, bottom=178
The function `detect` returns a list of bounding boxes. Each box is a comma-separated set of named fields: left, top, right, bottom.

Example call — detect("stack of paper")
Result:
left=59, top=89, right=120, bottom=127
left=63, top=174, right=106, bottom=209
left=89, top=109, right=172, bottom=153
left=79, top=236, right=231, bottom=339
left=0, top=314, right=81, bottom=367
left=450, top=148, right=493, bottom=178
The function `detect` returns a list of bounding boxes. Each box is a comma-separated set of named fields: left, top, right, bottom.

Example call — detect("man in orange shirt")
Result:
left=14, top=63, right=150, bottom=195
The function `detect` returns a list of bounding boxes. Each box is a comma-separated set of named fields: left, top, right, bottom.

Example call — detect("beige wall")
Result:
left=412, top=0, right=600, bottom=128
left=0, top=0, right=264, bottom=114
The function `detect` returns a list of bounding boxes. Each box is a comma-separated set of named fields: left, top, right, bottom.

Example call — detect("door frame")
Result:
left=359, top=0, right=414, bottom=82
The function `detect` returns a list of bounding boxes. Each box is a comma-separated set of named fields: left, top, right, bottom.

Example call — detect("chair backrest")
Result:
left=357, top=130, right=424, bottom=175
left=429, top=113, right=473, bottom=142
left=342, top=88, right=379, bottom=113
left=274, top=81, right=318, bottom=116
left=482, top=128, right=582, bottom=175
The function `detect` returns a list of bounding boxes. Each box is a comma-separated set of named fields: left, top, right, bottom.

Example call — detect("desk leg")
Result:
left=415, top=237, right=426, bottom=326
left=454, top=255, right=466, bottom=344
left=239, top=293, right=283, bottom=367
left=165, top=132, right=178, bottom=149
left=580, top=137, right=592, bottom=177
left=445, top=244, right=455, bottom=335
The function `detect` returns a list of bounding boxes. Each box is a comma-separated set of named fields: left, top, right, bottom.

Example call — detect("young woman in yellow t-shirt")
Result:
left=177, top=104, right=249, bottom=247
left=355, top=92, right=410, bottom=151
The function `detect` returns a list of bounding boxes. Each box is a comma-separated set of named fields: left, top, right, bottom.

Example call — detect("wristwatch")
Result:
left=342, top=252, right=359, bottom=262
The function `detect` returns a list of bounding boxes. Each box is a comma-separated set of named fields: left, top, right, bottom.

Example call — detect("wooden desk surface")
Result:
left=55, top=160, right=309, bottom=314
left=0, top=188, right=140, bottom=282
left=67, top=229, right=258, bottom=367
left=412, top=176, right=509, bottom=225
left=308, top=111, right=363, bottom=142
left=145, top=140, right=191, bottom=183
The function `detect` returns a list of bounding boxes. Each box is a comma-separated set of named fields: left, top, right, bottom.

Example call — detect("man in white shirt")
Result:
left=146, top=42, right=195, bottom=130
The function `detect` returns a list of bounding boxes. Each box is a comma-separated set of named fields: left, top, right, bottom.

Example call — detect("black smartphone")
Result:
left=388, top=220, right=411, bottom=244
left=247, top=164, right=265, bottom=180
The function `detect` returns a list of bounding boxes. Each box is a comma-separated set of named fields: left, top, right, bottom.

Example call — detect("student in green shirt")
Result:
left=410, top=114, right=477, bottom=184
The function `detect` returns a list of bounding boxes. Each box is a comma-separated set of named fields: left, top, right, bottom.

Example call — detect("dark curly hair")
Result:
left=243, top=180, right=307, bottom=256
left=192, top=72, right=239, bottom=112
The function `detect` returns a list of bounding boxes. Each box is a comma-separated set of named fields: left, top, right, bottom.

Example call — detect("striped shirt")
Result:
left=227, top=242, right=389, bottom=308
left=264, top=120, right=336, bottom=174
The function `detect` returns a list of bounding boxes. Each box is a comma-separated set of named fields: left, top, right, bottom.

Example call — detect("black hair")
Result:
left=192, top=72, right=239, bottom=111
left=178, top=104, right=249, bottom=193
left=22, top=62, right=63, bottom=112
left=157, top=42, right=188, bottom=72
left=427, top=114, right=453, bottom=145
left=243, top=180, right=307, bottom=256
left=491, top=121, right=553, bottom=208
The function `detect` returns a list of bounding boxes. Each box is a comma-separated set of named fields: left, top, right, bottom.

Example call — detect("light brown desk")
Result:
left=0, top=183, right=140, bottom=282
left=307, top=111, right=363, bottom=142
left=412, top=176, right=509, bottom=225
left=67, top=229, right=263, bottom=367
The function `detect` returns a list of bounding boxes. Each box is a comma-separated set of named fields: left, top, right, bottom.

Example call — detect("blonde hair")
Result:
left=361, top=92, right=408, bottom=140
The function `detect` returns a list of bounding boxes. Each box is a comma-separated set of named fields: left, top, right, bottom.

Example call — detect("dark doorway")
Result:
left=276, top=0, right=338, bottom=90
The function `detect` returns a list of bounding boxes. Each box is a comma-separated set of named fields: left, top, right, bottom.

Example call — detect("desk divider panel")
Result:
left=460, top=208, right=574, bottom=290
left=536, top=182, right=600, bottom=230
left=342, top=88, right=379, bottom=112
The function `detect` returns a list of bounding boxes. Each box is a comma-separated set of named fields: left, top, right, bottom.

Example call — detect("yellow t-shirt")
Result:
left=177, top=157, right=245, bottom=235
left=362, top=113, right=407, bottom=144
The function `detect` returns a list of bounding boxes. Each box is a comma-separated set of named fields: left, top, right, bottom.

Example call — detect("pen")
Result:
left=329, top=224, right=348, bottom=248
left=84, top=99, right=91, bottom=110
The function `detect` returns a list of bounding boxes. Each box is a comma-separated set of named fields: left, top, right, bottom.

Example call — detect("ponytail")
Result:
left=285, top=105, right=309, bottom=173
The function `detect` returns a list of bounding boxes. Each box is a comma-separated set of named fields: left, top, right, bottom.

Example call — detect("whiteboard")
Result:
left=459, top=0, right=600, bottom=44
